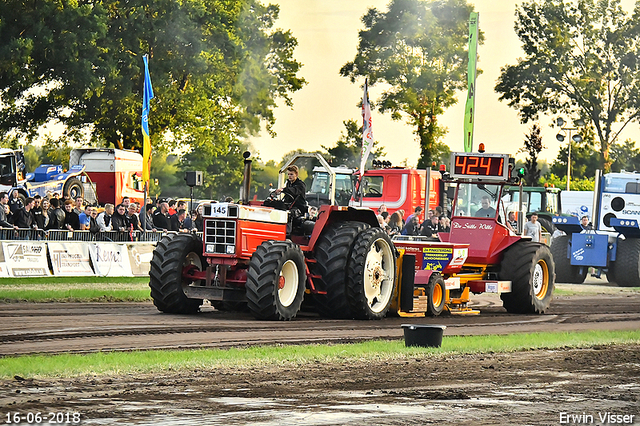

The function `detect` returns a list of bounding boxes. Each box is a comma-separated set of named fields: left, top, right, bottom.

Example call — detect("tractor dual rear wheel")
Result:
left=500, top=241, right=555, bottom=314
left=346, top=228, right=396, bottom=320
left=149, top=233, right=204, bottom=314
left=312, top=221, right=370, bottom=319
left=246, top=240, right=306, bottom=321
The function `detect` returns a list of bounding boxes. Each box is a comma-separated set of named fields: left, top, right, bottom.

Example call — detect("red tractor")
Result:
left=390, top=150, right=555, bottom=316
left=149, top=153, right=397, bottom=320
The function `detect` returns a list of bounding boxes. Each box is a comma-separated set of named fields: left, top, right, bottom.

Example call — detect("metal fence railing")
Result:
left=0, top=229, right=203, bottom=243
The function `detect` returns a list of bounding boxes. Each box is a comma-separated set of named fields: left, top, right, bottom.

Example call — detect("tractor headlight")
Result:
left=206, top=244, right=215, bottom=253
left=226, top=245, right=235, bottom=254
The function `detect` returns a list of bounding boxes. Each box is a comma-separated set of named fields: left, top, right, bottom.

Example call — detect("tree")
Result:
left=340, top=0, right=481, bottom=168
left=0, top=0, right=305, bottom=154
left=495, top=0, right=640, bottom=173
left=322, top=119, right=386, bottom=169
left=519, top=124, right=545, bottom=186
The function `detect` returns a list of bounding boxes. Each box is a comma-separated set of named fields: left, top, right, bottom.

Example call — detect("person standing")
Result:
left=523, top=213, right=542, bottom=243
left=63, top=200, right=81, bottom=230
left=8, top=191, right=23, bottom=214
left=153, top=201, right=171, bottom=231
left=34, top=198, right=51, bottom=230
left=126, top=204, right=143, bottom=232
left=13, top=197, right=36, bottom=229
left=48, top=198, right=66, bottom=229
left=580, top=215, right=593, bottom=230
left=0, top=192, right=13, bottom=227
left=506, top=211, right=518, bottom=233
left=73, top=196, right=84, bottom=216
left=96, top=204, right=114, bottom=232
left=111, top=204, right=129, bottom=233
left=405, top=206, right=424, bottom=228
left=78, top=205, right=92, bottom=231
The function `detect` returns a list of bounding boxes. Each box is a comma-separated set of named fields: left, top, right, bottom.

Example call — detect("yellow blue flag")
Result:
left=142, top=55, right=154, bottom=183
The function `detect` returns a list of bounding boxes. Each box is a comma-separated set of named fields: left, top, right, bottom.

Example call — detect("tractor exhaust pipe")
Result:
left=240, top=151, right=252, bottom=204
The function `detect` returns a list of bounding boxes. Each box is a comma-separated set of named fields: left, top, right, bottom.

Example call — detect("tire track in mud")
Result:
left=1, top=291, right=639, bottom=356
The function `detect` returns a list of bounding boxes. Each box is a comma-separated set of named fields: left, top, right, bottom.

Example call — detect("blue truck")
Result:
left=0, top=148, right=86, bottom=202
left=550, top=170, right=640, bottom=287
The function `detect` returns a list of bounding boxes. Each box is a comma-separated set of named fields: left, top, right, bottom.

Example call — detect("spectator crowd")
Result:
left=375, top=204, right=451, bottom=239
left=0, top=192, right=204, bottom=238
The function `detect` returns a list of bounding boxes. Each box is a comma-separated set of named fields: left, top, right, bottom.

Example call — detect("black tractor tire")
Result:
left=311, top=221, right=370, bottom=319
left=63, top=177, right=84, bottom=201
left=499, top=241, right=555, bottom=314
left=345, top=228, right=396, bottom=320
left=549, top=235, right=587, bottom=284
left=246, top=240, right=306, bottom=320
left=149, top=233, right=203, bottom=314
left=606, top=269, right=616, bottom=285
left=612, top=238, right=640, bottom=287
left=537, top=216, right=555, bottom=235
left=425, top=273, right=446, bottom=317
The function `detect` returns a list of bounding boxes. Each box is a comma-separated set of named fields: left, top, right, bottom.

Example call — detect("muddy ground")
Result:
left=2, top=344, right=639, bottom=425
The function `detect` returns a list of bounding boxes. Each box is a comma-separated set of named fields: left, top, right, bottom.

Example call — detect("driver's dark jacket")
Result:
left=282, top=178, right=307, bottom=213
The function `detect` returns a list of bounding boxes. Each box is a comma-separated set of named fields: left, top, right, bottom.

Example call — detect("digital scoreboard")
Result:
left=449, top=152, right=511, bottom=181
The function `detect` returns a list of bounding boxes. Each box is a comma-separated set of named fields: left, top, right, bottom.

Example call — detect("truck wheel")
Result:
left=63, top=177, right=84, bottom=200
left=537, top=216, right=555, bottom=235
left=549, top=235, right=586, bottom=284
left=246, top=240, right=306, bottom=320
left=612, top=238, right=640, bottom=287
left=499, top=241, right=555, bottom=314
left=425, top=273, right=446, bottom=317
left=312, top=221, right=370, bottom=319
left=346, top=228, right=396, bottom=320
left=149, top=233, right=203, bottom=314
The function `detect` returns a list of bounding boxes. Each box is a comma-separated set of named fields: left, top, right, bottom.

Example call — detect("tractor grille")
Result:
left=204, top=219, right=237, bottom=255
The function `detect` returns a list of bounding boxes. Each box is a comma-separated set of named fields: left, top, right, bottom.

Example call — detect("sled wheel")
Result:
left=149, top=233, right=203, bottom=314
left=246, top=240, right=306, bottom=320
left=550, top=235, right=586, bottom=284
left=346, top=228, right=396, bottom=320
left=312, top=221, right=370, bottom=318
left=425, top=273, right=446, bottom=317
left=500, top=241, right=555, bottom=314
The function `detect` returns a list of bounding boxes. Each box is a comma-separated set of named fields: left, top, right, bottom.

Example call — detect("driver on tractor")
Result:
left=274, top=165, right=307, bottom=216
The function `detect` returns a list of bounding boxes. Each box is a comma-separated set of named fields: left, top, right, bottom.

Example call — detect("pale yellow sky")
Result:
left=248, top=0, right=640, bottom=168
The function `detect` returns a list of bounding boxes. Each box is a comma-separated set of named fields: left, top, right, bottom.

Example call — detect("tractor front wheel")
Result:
left=149, top=233, right=203, bottom=314
left=500, top=241, right=555, bottom=314
left=346, top=228, right=396, bottom=320
left=246, top=240, right=306, bottom=320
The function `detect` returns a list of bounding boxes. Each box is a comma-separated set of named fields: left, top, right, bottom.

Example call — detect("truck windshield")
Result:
left=0, top=155, right=15, bottom=185
left=454, top=182, right=501, bottom=218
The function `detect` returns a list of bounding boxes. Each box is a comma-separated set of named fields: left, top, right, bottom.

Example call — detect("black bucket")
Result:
left=401, top=324, right=446, bottom=348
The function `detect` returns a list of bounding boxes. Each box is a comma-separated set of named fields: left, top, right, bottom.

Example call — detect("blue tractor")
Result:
left=0, top=149, right=86, bottom=202
left=550, top=170, right=640, bottom=287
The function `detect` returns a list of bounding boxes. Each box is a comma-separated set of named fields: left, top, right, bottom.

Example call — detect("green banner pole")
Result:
left=463, top=12, right=479, bottom=153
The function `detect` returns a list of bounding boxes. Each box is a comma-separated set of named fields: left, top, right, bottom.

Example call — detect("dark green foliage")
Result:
left=0, top=0, right=305, bottom=159
left=340, top=0, right=481, bottom=168
left=519, top=124, right=544, bottom=186
left=495, top=0, right=640, bottom=173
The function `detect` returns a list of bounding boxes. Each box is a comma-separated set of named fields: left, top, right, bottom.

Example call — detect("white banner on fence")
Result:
left=48, top=242, right=94, bottom=276
left=88, top=243, right=132, bottom=277
left=1, top=242, right=50, bottom=277
left=127, top=243, right=154, bottom=276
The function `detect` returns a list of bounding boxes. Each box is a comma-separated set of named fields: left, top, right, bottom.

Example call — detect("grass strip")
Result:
left=1, top=330, right=638, bottom=379
left=0, top=277, right=150, bottom=302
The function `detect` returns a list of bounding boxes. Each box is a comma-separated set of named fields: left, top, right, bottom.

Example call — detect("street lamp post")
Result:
left=555, top=117, right=584, bottom=191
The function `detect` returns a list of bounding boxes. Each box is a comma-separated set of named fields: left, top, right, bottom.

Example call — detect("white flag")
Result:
left=360, top=78, right=374, bottom=173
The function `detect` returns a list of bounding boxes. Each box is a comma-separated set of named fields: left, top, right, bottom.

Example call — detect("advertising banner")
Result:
left=127, top=243, right=154, bottom=276
left=88, top=243, right=132, bottom=277
left=2, top=242, right=50, bottom=277
left=48, top=242, right=94, bottom=276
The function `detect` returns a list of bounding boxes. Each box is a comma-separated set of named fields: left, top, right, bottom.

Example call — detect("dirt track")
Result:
left=1, top=283, right=640, bottom=425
